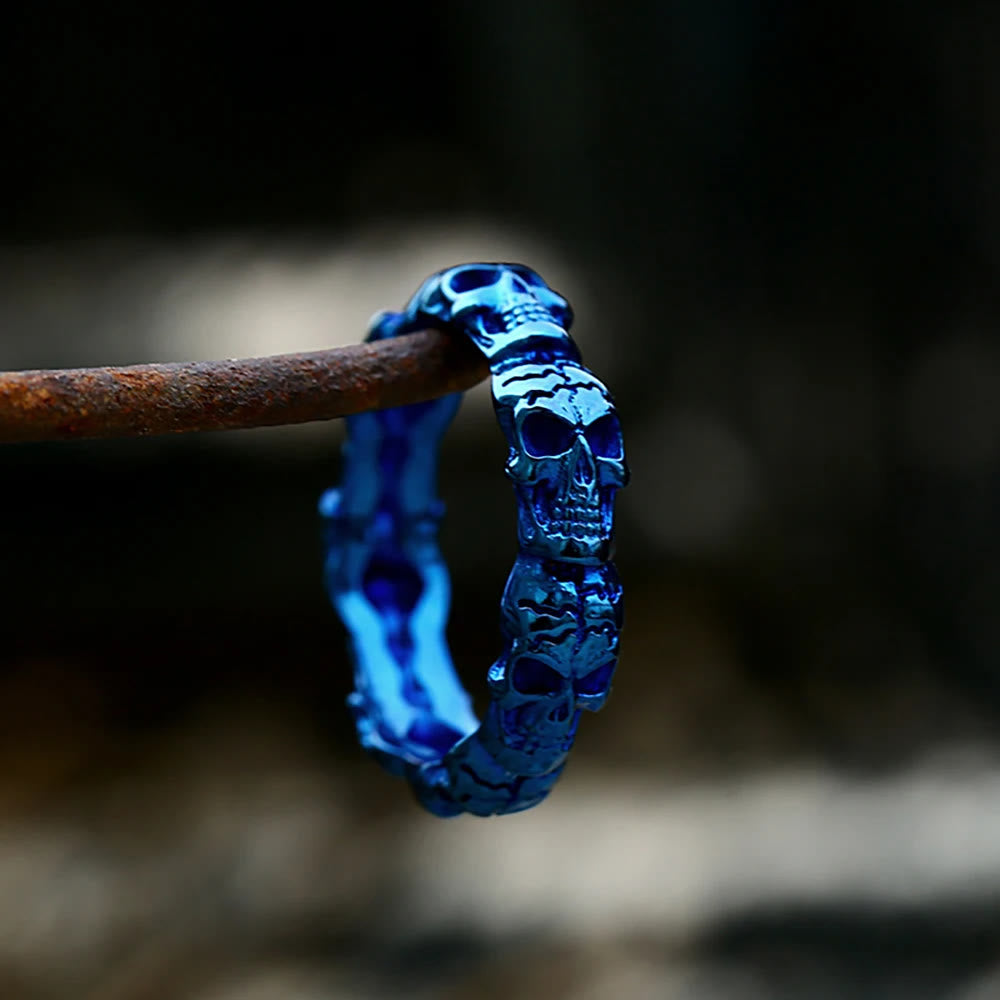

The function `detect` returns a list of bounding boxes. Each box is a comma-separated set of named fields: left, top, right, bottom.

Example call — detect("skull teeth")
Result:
left=539, top=502, right=606, bottom=540
left=503, top=303, right=552, bottom=330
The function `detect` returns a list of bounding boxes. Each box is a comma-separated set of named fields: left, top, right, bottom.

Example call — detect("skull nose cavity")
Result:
left=572, top=439, right=597, bottom=487
left=548, top=701, right=571, bottom=722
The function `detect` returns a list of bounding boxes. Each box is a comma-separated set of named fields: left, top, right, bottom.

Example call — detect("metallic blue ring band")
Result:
left=320, top=264, right=628, bottom=816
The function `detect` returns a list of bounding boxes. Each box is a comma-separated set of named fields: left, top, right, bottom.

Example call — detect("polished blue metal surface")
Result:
left=321, top=264, right=628, bottom=816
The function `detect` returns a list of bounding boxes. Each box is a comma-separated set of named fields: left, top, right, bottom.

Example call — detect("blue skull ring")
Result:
left=320, top=264, right=628, bottom=816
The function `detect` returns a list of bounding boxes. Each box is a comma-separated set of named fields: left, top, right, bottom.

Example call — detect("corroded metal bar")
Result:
left=0, top=329, right=490, bottom=442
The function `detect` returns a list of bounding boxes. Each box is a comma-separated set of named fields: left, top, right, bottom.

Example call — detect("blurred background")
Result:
left=2, top=3, right=1000, bottom=998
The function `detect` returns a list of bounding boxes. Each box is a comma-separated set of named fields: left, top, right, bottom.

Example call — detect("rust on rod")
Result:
left=0, top=329, right=491, bottom=443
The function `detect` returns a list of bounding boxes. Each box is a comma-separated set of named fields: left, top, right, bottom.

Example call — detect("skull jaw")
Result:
left=514, top=482, right=614, bottom=564
left=480, top=700, right=580, bottom=776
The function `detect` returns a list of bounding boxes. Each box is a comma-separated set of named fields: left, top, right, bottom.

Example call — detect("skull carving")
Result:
left=493, top=362, right=629, bottom=563
left=405, top=263, right=577, bottom=364
left=484, top=639, right=580, bottom=776
left=479, top=558, right=623, bottom=776
left=482, top=631, right=620, bottom=775
left=499, top=554, right=578, bottom=641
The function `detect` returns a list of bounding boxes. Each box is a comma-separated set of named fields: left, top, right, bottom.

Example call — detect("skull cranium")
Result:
left=493, top=362, right=629, bottom=563
left=405, top=263, right=577, bottom=363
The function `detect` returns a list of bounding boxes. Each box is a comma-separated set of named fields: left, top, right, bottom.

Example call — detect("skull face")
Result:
left=406, top=263, right=576, bottom=363
left=436, top=263, right=572, bottom=329
left=484, top=638, right=579, bottom=776
left=482, top=626, right=620, bottom=774
left=493, top=362, right=629, bottom=563
left=498, top=557, right=622, bottom=714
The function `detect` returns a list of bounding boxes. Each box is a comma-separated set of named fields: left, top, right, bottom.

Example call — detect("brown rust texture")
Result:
left=0, top=329, right=490, bottom=443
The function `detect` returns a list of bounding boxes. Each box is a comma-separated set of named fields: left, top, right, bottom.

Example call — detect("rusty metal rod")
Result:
left=0, top=329, right=490, bottom=443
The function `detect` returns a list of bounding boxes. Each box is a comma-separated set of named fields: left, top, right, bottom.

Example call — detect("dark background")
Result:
left=2, top=4, right=1000, bottom=999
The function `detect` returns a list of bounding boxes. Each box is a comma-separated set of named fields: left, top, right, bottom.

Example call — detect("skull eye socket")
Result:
left=512, top=657, right=565, bottom=695
left=584, top=414, right=623, bottom=459
left=520, top=412, right=575, bottom=457
left=576, top=661, right=615, bottom=695
left=447, top=266, right=502, bottom=294
left=508, top=264, right=544, bottom=287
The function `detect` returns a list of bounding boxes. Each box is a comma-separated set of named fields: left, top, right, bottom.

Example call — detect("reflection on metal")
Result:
left=0, top=330, right=489, bottom=442
left=321, top=264, right=628, bottom=816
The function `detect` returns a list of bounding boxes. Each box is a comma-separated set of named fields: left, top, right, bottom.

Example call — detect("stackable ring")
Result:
left=320, top=264, right=629, bottom=816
